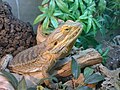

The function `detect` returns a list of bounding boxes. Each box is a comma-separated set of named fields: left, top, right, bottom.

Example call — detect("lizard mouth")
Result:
left=50, top=23, right=83, bottom=54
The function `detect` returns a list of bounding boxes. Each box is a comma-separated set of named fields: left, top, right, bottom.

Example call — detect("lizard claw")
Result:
left=0, top=54, right=13, bottom=70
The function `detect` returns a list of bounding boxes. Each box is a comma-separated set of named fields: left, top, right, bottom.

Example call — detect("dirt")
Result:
left=0, top=2, right=36, bottom=59
left=101, top=36, right=120, bottom=70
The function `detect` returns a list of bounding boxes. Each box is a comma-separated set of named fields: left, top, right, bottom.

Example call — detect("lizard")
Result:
left=36, top=19, right=65, bottom=44
left=0, top=20, right=83, bottom=85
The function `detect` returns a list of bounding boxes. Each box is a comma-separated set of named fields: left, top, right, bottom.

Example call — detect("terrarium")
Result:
left=0, top=0, right=120, bottom=90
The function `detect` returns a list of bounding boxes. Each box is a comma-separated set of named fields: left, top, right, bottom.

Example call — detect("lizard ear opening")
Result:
left=54, top=41, right=57, bottom=45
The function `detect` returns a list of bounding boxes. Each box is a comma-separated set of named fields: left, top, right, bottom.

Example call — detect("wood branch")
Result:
left=52, top=48, right=102, bottom=77
left=98, top=64, right=120, bottom=90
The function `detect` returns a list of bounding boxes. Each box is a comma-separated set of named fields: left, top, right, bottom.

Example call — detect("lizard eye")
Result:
left=65, top=28, right=69, bottom=31
left=54, top=41, right=57, bottom=45
left=45, top=33, right=49, bottom=35
left=65, top=28, right=70, bottom=31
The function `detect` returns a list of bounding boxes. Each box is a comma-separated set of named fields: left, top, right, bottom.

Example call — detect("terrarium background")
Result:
left=2, top=0, right=42, bottom=31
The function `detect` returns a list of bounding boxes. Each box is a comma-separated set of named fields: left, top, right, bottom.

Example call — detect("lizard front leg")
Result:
left=42, top=65, right=51, bottom=85
left=42, top=61, right=57, bottom=87
left=0, top=54, right=13, bottom=70
left=41, top=52, right=57, bottom=86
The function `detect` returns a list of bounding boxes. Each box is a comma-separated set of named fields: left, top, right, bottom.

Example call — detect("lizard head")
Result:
left=45, top=20, right=83, bottom=57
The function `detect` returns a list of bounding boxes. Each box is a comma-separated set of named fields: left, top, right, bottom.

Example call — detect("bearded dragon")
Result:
left=0, top=20, right=83, bottom=84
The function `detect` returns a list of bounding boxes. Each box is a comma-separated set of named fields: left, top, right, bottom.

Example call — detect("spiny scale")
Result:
left=9, top=44, right=45, bottom=66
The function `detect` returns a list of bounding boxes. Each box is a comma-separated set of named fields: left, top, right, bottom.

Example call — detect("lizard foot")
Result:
left=0, top=54, right=13, bottom=70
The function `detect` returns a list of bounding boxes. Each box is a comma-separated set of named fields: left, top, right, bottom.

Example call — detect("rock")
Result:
left=6, top=47, right=15, bottom=53
left=0, top=2, right=36, bottom=58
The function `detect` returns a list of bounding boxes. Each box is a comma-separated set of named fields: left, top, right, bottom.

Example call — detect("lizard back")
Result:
left=9, top=43, right=45, bottom=66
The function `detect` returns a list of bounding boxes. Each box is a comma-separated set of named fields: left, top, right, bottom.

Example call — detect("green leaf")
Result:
left=84, top=0, right=93, bottom=4
left=38, top=6, right=48, bottom=13
left=78, top=37, right=88, bottom=49
left=79, top=16, right=88, bottom=20
left=87, top=2, right=96, bottom=14
left=33, top=14, right=46, bottom=25
left=75, top=41, right=81, bottom=48
left=92, top=19, right=97, bottom=36
left=71, top=57, right=81, bottom=79
left=39, top=76, right=58, bottom=84
left=102, top=48, right=109, bottom=57
left=53, top=10, right=63, bottom=16
left=86, top=17, right=92, bottom=33
left=84, top=67, right=94, bottom=79
left=76, top=86, right=92, bottom=90
left=100, top=27, right=106, bottom=37
left=96, top=44, right=102, bottom=50
left=50, top=16, right=58, bottom=28
left=42, top=0, right=49, bottom=5
left=1, top=70, right=18, bottom=89
left=49, top=0, right=55, bottom=15
left=70, top=0, right=79, bottom=11
left=73, top=10, right=80, bottom=19
left=68, top=14, right=76, bottom=20
left=78, top=35, right=99, bottom=49
left=98, top=48, right=103, bottom=54
left=81, top=22, right=87, bottom=30
left=27, top=87, right=36, bottom=90
left=55, top=0, right=69, bottom=13
left=93, top=18, right=101, bottom=28
left=17, top=77, right=27, bottom=90
left=42, top=17, right=50, bottom=30
left=79, top=11, right=88, bottom=19
left=58, top=13, right=69, bottom=21
left=84, top=73, right=104, bottom=84
left=66, top=0, right=74, bottom=2
left=85, top=34, right=99, bottom=48
left=79, top=0, right=86, bottom=14
left=98, top=0, right=106, bottom=14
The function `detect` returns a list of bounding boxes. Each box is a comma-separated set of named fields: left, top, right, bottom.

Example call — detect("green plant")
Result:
left=71, top=58, right=104, bottom=90
left=105, top=0, right=120, bottom=31
left=34, top=0, right=107, bottom=48
left=0, top=71, right=27, bottom=90
left=96, top=0, right=120, bottom=37
left=96, top=44, right=109, bottom=65
left=0, top=71, right=51, bottom=90
left=71, top=57, right=81, bottom=79
left=34, top=0, right=120, bottom=49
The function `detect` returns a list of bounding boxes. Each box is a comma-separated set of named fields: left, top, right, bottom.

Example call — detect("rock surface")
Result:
left=102, top=35, right=120, bottom=70
left=0, top=2, right=36, bottom=58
